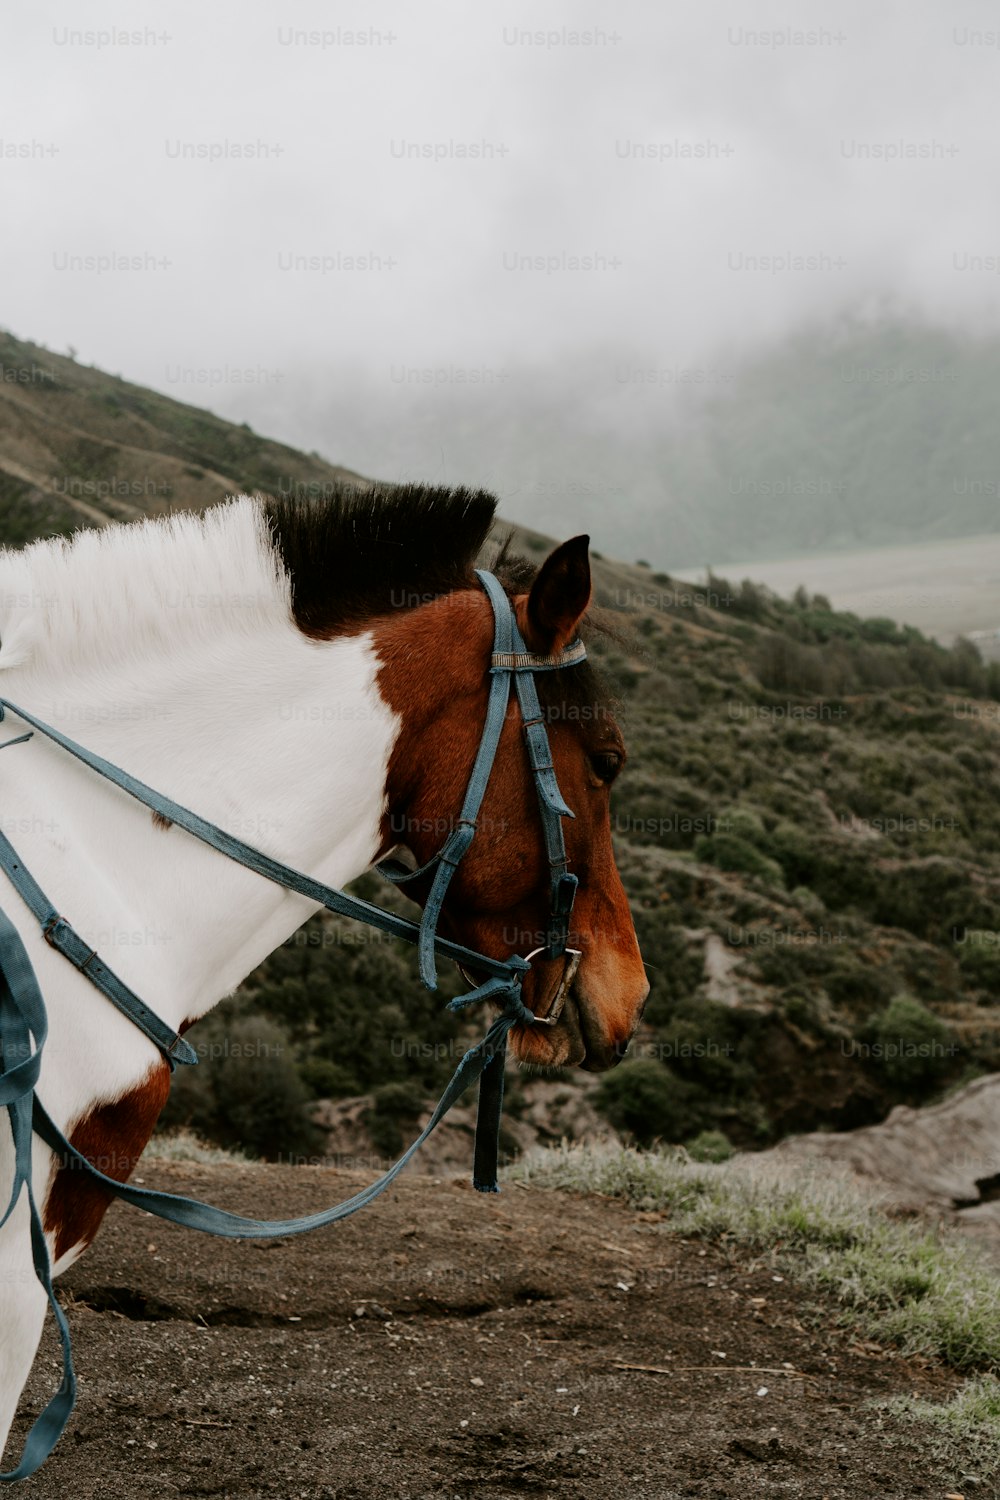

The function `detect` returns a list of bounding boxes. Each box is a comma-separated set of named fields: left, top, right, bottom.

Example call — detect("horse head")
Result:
left=373, top=531, right=649, bottom=1072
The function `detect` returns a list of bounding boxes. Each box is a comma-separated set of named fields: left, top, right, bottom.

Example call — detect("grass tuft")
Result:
left=143, top=1127, right=250, bottom=1165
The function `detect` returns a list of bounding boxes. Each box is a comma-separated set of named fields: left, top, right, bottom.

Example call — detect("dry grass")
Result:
left=143, top=1127, right=249, bottom=1165
left=506, top=1141, right=1000, bottom=1372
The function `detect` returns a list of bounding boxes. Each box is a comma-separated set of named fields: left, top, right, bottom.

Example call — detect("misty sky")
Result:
left=5, top=0, right=1000, bottom=562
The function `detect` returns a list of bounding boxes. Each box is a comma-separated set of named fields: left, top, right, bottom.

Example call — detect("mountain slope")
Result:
left=0, top=330, right=367, bottom=543
left=1, top=330, right=999, bottom=1163
left=656, top=318, right=1000, bottom=566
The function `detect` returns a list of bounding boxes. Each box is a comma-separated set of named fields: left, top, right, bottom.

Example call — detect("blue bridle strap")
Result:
left=0, top=912, right=76, bottom=1484
left=0, top=699, right=536, bottom=1008
left=0, top=568, right=587, bottom=1482
left=0, top=824, right=199, bottom=1067
left=378, top=569, right=580, bottom=968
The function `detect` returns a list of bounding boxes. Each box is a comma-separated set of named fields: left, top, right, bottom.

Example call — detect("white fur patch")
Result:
left=0, top=496, right=291, bottom=673
left=0, top=495, right=404, bottom=1452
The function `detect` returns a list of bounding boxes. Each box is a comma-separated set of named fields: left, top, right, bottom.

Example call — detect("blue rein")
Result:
left=0, top=568, right=585, bottom=1482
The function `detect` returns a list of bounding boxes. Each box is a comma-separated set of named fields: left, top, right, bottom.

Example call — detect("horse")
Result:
left=0, top=483, right=648, bottom=1471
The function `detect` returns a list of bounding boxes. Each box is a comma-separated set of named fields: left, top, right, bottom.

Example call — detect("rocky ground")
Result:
left=5, top=1158, right=979, bottom=1499
left=771, top=1072, right=1000, bottom=1256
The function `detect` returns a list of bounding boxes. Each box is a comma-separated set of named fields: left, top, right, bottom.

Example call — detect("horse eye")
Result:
left=590, top=750, right=622, bottom=784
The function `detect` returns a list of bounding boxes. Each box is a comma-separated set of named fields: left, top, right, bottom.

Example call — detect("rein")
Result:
left=0, top=568, right=585, bottom=1482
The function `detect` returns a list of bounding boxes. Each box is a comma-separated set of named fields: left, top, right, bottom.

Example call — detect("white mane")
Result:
left=0, top=495, right=290, bottom=676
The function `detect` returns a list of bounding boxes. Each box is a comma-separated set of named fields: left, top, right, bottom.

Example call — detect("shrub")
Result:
left=860, top=993, right=958, bottom=1091
left=685, top=1129, right=735, bottom=1163
left=694, top=829, right=786, bottom=887
left=162, top=1013, right=322, bottom=1160
left=365, top=1080, right=427, bottom=1158
left=594, top=1059, right=706, bottom=1146
left=956, top=933, right=1000, bottom=994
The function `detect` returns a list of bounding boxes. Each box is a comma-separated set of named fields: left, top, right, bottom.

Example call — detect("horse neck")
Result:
left=0, top=609, right=401, bottom=1037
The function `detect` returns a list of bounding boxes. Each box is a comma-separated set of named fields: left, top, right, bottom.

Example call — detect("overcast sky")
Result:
left=4, top=0, right=1000, bottom=557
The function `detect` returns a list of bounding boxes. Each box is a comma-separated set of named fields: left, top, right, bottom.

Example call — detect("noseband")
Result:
left=0, top=569, right=587, bottom=1481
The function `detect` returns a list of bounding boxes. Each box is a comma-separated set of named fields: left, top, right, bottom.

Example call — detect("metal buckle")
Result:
left=42, top=913, right=63, bottom=947
left=456, top=946, right=581, bottom=1027
left=519, top=945, right=582, bottom=1027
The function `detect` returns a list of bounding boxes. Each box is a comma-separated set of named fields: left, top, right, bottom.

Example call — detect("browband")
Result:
left=491, top=638, right=587, bottom=672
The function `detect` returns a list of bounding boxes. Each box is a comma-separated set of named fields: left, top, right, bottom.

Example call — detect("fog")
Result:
left=5, top=0, right=1000, bottom=560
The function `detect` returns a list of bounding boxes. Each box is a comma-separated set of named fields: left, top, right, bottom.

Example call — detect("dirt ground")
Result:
left=7, top=1159, right=978, bottom=1500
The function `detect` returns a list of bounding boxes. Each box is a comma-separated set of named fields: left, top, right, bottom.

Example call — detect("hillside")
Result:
left=0, top=330, right=366, bottom=544
left=8, top=319, right=1000, bottom=574
left=1, top=332, right=999, bottom=1168
left=655, top=318, right=1000, bottom=567
left=169, top=551, right=1000, bottom=1168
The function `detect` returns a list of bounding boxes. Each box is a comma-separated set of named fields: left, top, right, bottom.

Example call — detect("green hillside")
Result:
left=0, top=329, right=366, bottom=544
left=655, top=318, right=1000, bottom=566
left=1, top=330, right=998, bottom=1163
left=167, top=555, right=1000, bottom=1163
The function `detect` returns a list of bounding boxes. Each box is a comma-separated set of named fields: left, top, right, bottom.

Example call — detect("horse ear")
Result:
left=522, top=534, right=592, bottom=653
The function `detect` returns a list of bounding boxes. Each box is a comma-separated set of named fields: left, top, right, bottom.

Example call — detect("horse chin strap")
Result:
left=0, top=568, right=588, bottom=1483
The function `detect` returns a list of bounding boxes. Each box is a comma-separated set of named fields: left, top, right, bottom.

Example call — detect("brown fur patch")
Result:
left=152, top=810, right=173, bottom=831
left=43, top=1061, right=171, bottom=1261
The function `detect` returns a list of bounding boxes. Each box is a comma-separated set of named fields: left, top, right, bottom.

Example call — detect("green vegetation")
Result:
left=682, top=1128, right=735, bottom=1163
left=4, top=326, right=999, bottom=1163
left=594, top=1058, right=707, bottom=1146
left=162, top=1013, right=323, bottom=1160
left=860, top=994, right=958, bottom=1089
left=0, top=470, right=79, bottom=544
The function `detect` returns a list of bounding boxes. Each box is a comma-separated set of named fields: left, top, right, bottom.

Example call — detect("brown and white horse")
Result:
left=0, top=484, right=648, bottom=1462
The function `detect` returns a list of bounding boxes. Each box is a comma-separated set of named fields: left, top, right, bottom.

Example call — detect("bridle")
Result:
left=0, top=567, right=589, bottom=1482
left=377, top=568, right=585, bottom=1026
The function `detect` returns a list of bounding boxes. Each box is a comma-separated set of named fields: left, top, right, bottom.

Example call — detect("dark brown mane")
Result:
left=262, top=483, right=617, bottom=725
left=261, top=483, right=498, bottom=637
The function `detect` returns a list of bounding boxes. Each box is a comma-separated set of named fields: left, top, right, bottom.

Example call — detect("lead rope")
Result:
left=2, top=957, right=533, bottom=1481
left=0, top=911, right=76, bottom=1483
